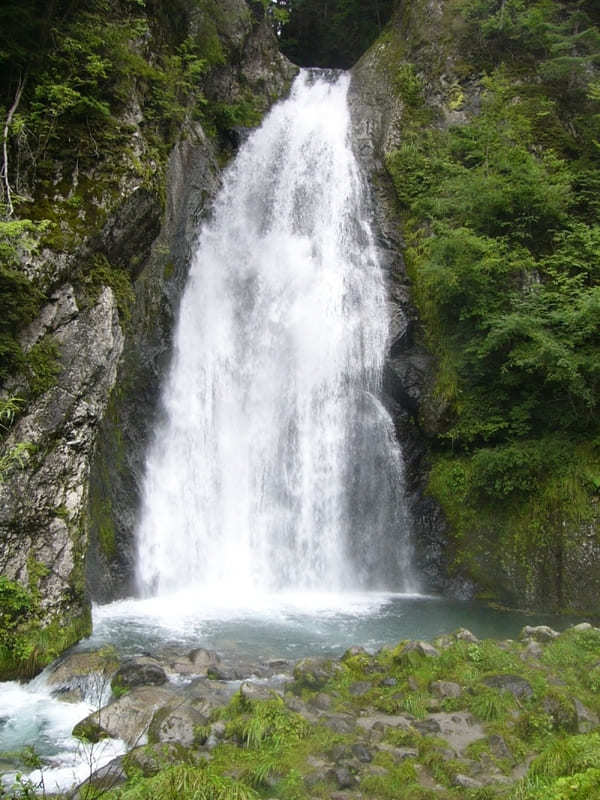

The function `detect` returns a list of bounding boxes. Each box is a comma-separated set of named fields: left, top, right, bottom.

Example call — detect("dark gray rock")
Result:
left=482, top=675, right=533, bottom=700
left=293, top=658, right=342, bottom=691
left=112, top=657, right=167, bottom=690
left=414, top=718, right=442, bottom=735
left=333, top=766, right=357, bottom=790
left=351, top=743, right=373, bottom=763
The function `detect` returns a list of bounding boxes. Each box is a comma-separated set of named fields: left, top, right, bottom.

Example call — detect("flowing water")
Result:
left=135, top=69, right=415, bottom=598
left=0, top=71, right=583, bottom=792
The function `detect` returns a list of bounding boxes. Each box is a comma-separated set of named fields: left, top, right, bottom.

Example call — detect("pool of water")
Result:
left=84, top=589, right=576, bottom=660
left=0, top=590, right=585, bottom=794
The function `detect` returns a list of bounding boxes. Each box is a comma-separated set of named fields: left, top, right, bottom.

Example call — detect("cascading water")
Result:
left=135, top=70, right=416, bottom=600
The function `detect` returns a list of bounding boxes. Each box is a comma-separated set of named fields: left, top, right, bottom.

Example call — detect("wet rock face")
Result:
left=0, top=286, right=123, bottom=634
left=347, top=31, right=452, bottom=597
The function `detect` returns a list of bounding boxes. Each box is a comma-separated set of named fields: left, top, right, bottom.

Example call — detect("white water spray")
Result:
left=136, top=71, right=415, bottom=599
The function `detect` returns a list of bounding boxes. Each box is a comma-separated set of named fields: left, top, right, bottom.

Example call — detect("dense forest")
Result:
left=384, top=0, right=600, bottom=603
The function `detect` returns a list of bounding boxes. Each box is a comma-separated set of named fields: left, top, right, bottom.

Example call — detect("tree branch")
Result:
left=2, top=75, right=26, bottom=218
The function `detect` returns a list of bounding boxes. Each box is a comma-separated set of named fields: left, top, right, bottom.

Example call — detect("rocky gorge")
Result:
left=0, top=0, right=599, bottom=705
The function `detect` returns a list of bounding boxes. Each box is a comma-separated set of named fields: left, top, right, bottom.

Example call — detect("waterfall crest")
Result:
left=135, top=71, right=416, bottom=598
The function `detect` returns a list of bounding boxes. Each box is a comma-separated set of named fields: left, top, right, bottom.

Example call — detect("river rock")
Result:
left=521, top=640, right=544, bottom=660
left=397, top=641, right=440, bottom=664
left=333, top=766, right=357, bottom=789
left=240, top=681, right=281, bottom=702
left=148, top=702, right=208, bottom=746
left=424, top=712, right=486, bottom=754
left=351, top=743, right=373, bottom=763
left=73, top=685, right=178, bottom=746
left=111, top=657, right=167, bottom=691
left=430, top=680, right=462, bottom=699
left=168, top=648, right=221, bottom=677
left=454, top=628, right=480, bottom=643
left=293, top=658, right=342, bottom=691
left=46, top=649, right=119, bottom=703
left=125, top=743, right=187, bottom=777
left=483, top=674, right=533, bottom=699
left=519, top=625, right=559, bottom=642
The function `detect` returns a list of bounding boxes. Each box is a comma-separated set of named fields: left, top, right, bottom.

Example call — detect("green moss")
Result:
left=25, top=335, right=61, bottom=397
left=74, top=253, right=135, bottom=325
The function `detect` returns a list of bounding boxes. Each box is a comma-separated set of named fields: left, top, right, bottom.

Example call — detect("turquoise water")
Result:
left=84, top=590, right=578, bottom=661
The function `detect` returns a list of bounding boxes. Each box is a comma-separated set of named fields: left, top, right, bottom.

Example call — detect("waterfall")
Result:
left=135, top=70, right=416, bottom=599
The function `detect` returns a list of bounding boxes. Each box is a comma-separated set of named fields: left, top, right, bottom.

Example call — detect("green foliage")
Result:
left=0, top=219, right=47, bottom=379
left=385, top=0, right=600, bottom=601
left=225, top=695, right=309, bottom=749
left=74, top=253, right=135, bottom=324
left=108, top=764, right=258, bottom=800
left=0, top=571, right=91, bottom=680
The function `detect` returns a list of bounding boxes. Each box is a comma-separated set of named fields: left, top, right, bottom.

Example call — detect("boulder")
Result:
left=125, top=743, right=187, bottom=777
left=430, top=680, right=462, bottom=699
left=111, top=657, right=167, bottom=691
left=454, top=629, right=480, bottom=644
left=73, top=685, right=178, bottom=746
left=519, top=625, right=559, bottom=643
left=46, top=649, right=118, bottom=704
left=398, top=641, right=440, bottom=663
left=168, top=648, right=221, bottom=677
left=293, top=658, right=342, bottom=691
left=148, top=702, right=208, bottom=747
left=482, top=675, right=533, bottom=700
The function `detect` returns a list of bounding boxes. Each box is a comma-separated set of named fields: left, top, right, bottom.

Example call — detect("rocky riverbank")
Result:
left=15, top=622, right=600, bottom=799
